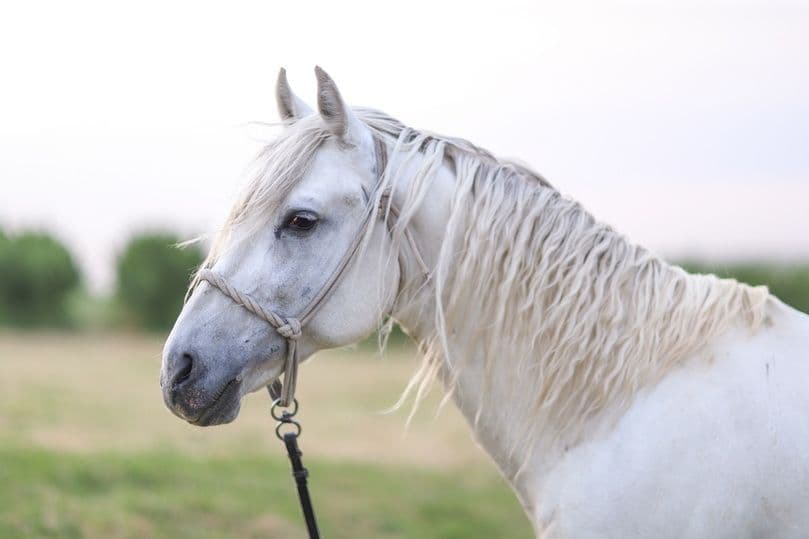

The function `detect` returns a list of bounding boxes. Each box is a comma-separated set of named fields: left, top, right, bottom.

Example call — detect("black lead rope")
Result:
left=269, top=392, right=321, bottom=539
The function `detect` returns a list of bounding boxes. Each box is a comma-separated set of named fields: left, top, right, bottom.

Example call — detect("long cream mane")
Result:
left=198, top=107, right=771, bottom=453
left=357, top=109, right=768, bottom=448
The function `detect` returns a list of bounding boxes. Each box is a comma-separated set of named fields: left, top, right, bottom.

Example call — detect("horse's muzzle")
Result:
left=161, top=347, right=243, bottom=426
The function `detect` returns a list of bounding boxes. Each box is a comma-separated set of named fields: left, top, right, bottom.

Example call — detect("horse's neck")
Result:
left=390, top=159, right=550, bottom=507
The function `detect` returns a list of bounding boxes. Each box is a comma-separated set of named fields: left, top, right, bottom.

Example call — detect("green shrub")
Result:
left=116, top=233, right=203, bottom=331
left=0, top=231, right=81, bottom=327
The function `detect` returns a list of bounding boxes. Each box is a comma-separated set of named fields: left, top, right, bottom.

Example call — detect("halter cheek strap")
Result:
left=197, top=137, right=429, bottom=406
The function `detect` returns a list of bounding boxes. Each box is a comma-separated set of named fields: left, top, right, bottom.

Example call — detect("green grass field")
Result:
left=0, top=332, right=532, bottom=538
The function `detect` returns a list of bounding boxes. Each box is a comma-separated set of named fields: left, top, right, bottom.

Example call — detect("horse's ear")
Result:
left=315, top=66, right=366, bottom=145
left=276, top=68, right=313, bottom=122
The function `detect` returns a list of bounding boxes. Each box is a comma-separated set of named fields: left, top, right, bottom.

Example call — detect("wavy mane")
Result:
left=355, top=109, right=769, bottom=456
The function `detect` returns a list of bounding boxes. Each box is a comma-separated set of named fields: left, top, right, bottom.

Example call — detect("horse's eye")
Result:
left=285, top=212, right=318, bottom=232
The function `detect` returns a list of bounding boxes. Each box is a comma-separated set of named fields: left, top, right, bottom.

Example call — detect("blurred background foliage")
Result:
left=115, top=233, right=204, bottom=331
left=0, top=229, right=81, bottom=328
left=0, top=229, right=203, bottom=332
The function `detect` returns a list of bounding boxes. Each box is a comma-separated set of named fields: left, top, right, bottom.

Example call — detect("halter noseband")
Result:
left=197, top=136, right=428, bottom=406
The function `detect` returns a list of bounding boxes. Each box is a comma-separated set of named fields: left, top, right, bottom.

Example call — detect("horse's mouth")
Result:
left=189, top=378, right=242, bottom=427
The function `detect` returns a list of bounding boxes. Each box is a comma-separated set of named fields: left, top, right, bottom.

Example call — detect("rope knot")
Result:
left=277, top=318, right=302, bottom=340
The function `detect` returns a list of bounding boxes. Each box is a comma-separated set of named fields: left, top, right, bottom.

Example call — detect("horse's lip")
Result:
left=189, top=378, right=241, bottom=426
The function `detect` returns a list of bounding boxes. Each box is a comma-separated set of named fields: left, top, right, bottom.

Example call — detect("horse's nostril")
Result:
left=171, top=352, right=194, bottom=389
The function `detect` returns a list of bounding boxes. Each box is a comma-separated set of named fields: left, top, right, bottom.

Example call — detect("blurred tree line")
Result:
left=0, top=224, right=808, bottom=332
left=0, top=227, right=201, bottom=331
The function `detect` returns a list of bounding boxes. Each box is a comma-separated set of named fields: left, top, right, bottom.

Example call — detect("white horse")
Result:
left=161, top=67, right=809, bottom=537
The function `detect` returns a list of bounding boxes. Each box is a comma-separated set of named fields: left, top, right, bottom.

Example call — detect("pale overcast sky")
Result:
left=1, top=0, right=808, bottom=291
